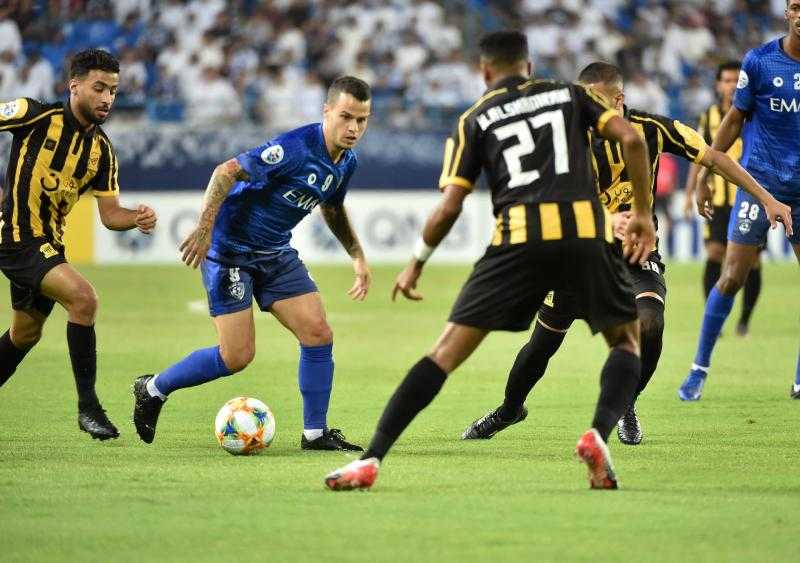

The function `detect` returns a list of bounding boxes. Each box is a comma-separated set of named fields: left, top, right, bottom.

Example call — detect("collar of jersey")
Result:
left=487, top=75, right=528, bottom=92
left=63, top=98, right=97, bottom=137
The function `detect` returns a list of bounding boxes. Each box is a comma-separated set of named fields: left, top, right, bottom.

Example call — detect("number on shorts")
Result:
left=738, top=201, right=759, bottom=221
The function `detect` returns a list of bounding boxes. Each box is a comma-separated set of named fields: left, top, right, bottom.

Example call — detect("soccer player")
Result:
left=0, top=49, right=157, bottom=439
left=460, top=62, right=790, bottom=445
left=132, top=76, right=371, bottom=450
left=325, top=31, right=657, bottom=491
left=679, top=1, right=800, bottom=401
left=684, top=61, right=763, bottom=337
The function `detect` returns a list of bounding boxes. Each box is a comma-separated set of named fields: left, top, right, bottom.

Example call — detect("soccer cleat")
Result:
left=324, top=457, right=380, bottom=491
left=575, top=428, right=618, bottom=489
left=735, top=323, right=749, bottom=337
left=616, top=405, right=643, bottom=445
left=301, top=428, right=364, bottom=451
left=132, top=375, right=165, bottom=444
left=462, top=405, right=528, bottom=440
left=78, top=406, right=119, bottom=440
left=791, top=384, right=800, bottom=400
left=678, top=369, right=707, bottom=401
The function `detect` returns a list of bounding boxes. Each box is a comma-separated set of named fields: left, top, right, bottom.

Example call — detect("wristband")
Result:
left=413, top=237, right=435, bottom=262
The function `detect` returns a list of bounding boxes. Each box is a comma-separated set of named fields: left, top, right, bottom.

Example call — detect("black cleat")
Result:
left=301, top=428, right=364, bottom=451
left=132, top=375, right=165, bottom=444
left=791, top=385, right=800, bottom=400
left=78, top=405, right=119, bottom=440
left=617, top=405, right=643, bottom=445
left=735, top=323, right=749, bottom=337
left=462, top=405, right=528, bottom=440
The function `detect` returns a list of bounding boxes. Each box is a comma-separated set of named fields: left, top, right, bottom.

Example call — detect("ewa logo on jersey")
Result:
left=261, top=145, right=284, bottom=165
left=737, top=70, right=749, bottom=89
left=0, top=101, right=19, bottom=118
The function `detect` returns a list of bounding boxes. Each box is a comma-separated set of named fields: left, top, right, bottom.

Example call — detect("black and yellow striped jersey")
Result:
left=439, top=76, right=618, bottom=244
left=594, top=107, right=707, bottom=216
left=697, top=103, right=742, bottom=208
left=0, top=97, right=119, bottom=248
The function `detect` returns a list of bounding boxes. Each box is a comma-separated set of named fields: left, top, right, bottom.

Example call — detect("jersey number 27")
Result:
left=494, top=109, right=570, bottom=188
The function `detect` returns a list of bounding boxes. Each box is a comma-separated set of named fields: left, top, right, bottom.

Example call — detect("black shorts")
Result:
left=704, top=203, right=733, bottom=244
left=0, top=239, right=66, bottom=316
left=448, top=238, right=637, bottom=334
left=538, top=250, right=666, bottom=331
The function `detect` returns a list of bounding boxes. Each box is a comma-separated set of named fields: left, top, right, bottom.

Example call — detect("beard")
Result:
left=76, top=99, right=107, bottom=125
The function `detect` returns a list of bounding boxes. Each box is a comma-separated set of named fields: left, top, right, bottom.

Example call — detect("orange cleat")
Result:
left=324, top=457, right=380, bottom=491
left=575, top=428, right=619, bottom=489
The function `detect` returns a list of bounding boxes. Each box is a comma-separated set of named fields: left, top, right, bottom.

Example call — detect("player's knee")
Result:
left=10, top=324, right=43, bottom=349
left=604, top=321, right=640, bottom=356
left=69, top=286, right=98, bottom=322
left=637, top=300, right=664, bottom=341
left=300, top=321, right=333, bottom=347
left=705, top=243, right=725, bottom=263
left=717, top=272, right=744, bottom=295
left=220, top=345, right=255, bottom=373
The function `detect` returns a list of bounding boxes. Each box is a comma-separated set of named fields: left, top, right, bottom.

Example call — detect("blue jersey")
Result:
left=734, top=38, right=800, bottom=199
left=208, top=123, right=357, bottom=260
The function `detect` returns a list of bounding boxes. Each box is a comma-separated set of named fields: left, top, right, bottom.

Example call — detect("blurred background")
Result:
left=0, top=0, right=795, bottom=263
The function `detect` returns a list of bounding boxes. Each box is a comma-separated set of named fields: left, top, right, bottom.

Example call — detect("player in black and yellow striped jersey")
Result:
left=684, top=61, right=763, bottom=337
left=461, top=61, right=784, bottom=447
left=0, top=49, right=157, bottom=440
left=325, top=31, right=657, bottom=491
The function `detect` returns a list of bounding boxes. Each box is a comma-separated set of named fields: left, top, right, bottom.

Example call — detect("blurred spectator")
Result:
left=0, top=13, right=23, bottom=59
left=625, top=71, right=668, bottom=115
left=681, top=74, right=715, bottom=122
left=185, top=67, right=242, bottom=125
left=16, top=53, right=55, bottom=102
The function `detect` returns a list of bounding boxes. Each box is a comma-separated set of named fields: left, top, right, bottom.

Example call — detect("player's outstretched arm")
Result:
left=599, top=115, right=656, bottom=264
left=320, top=203, right=371, bottom=301
left=180, top=158, right=248, bottom=268
left=392, top=184, right=468, bottom=301
left=700, top=149, right=793, bottom=235
left=96, top=196, right=157, bottom=234
left=694, top=107, right=746, bottom=218
left=683, top=162, right=703, bottom=218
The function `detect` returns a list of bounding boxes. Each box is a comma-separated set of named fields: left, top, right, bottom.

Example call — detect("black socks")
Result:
left=591, top=348, right=641, bottom=442
left=66, top=322, right=100, bottom=411
left=703, top=260, right=721, bottom=299
left=634, top=297, right=665, bottom=398
left=362, top=357, right=447, bottom=461
left=499, top=323, right=566, bottom=419
left=740, top=267, right=761, bottom=328
left=0, top=330, right=30, bottom=387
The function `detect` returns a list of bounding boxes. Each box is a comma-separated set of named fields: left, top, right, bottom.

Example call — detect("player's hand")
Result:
left=763, top=197, right=794, bottom=236
left=179, top=224, right=212, bottom=269
left=348, top=256, right=371, bottom=301
left=612, top=211, right=632, bottom=241
left=135, top=204, right=157, bottom=234
left=694, top=172, right=714, bottom=220
left=682, top=192, right=695, bottom=218
left=623, top=213, right=656, bottom=265
left=391, top=259, right=424, bottom=301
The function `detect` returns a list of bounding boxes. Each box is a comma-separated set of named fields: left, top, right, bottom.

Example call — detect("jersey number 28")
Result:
left=494, top=110, right=570, bottom=188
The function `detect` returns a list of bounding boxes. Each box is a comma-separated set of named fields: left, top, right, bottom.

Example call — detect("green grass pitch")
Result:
left=0, top=262, right=797, bottom=562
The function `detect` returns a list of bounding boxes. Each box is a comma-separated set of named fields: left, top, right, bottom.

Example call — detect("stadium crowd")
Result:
left=0, top=0, right=793, bottom=130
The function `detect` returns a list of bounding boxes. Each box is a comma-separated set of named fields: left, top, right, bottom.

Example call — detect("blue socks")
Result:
left=298, top=343, right=334, bottom=431
left=692, top=287, right=735, bottom=371
left=795, top=348, right=800, bottom=386
left=153, top=346, right=231, bottom=396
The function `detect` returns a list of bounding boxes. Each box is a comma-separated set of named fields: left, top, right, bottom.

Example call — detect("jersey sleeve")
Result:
left=438, top=111, right=482, bottom=190
left=235, top=137, right=302, bottom=186
left=574, top=85, right=618, bottom=135
left=697, top=110, right=711, bottom=145
left=652, top=114, right=708, bottom=163
left=733, top=50, right=758, bottom=113
left=91, top=136, right=121, bottom=197
left=0, top=98, right=49, bottom=132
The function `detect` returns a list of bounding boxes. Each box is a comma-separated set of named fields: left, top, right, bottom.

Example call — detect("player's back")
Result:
left=441, top=77, right=616, bottom=215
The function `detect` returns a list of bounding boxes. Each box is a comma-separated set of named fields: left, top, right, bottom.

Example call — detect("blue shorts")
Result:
left=727, top=190, right=800, bottom=246
left=202, top=249, right=318, bottom=317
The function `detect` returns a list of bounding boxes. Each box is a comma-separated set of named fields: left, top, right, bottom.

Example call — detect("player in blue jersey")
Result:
left=679, top=1, right=800, bottom=401
left=131, top=76, right=372, bottom=449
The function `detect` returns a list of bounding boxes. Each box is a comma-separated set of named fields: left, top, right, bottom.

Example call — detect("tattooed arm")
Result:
left=320, top=203, right=371, bottom=301
left=180, top=158, right=249, bottom=268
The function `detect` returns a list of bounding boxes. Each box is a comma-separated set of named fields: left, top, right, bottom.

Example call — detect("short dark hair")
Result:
left=69, top=49, right=120, bottom=79
left=578, top=62, right=623, bottom=86
left=716, top=60, right=741, bottom=81
left=478, top=30, right=529, bottom=67
left=327, top=76, right=371, bottom=103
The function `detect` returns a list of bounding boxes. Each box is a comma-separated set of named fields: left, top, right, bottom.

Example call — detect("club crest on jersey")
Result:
left=738, top=219, right=751, bottom=234
left=261, top=145, right=284, bottom=165
left=228, top=268, right=245, bottom=300
left=737, top=70, right=749, bottom=89
left=773, top=76, right=784, bottom=88
left=0, top=100, right=19, bottom=118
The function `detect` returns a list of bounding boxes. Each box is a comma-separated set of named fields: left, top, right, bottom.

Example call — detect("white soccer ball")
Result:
left=214, top=397, right=276, bottom=455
